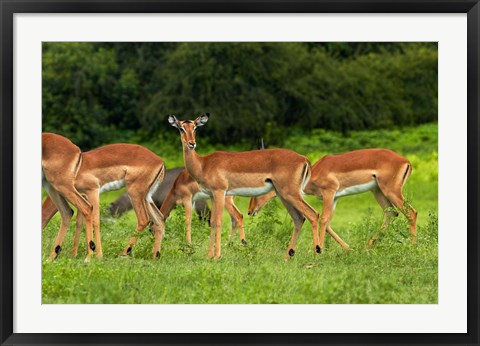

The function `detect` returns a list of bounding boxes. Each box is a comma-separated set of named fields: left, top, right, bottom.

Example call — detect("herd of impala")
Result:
left=42, top=114, right=417, bottom=262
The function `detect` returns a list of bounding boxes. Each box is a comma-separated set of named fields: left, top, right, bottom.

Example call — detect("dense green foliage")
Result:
left=42, top=125, right=437, bottom=304
left=42, top=42, right=438, bottom=304
left=43, top=42, right=437, bottom=149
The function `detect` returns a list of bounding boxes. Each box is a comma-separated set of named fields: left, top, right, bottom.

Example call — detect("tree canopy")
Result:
left=42, top=42, right=437, bottom=149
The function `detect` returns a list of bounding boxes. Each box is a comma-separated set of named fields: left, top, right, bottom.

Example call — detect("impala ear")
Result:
left=168, top=115, right=181, bottom=129
left=194, top=113, right=209, bottom=127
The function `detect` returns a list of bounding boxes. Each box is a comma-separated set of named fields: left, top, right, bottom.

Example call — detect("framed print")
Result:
left=1, top=1, right=479, bottom=345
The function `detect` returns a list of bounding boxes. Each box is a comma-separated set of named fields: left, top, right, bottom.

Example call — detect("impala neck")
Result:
left=182, top=145, right=203, bottom=182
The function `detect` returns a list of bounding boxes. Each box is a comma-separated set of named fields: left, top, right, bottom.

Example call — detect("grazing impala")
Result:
left=42, top=140, right=166, bottom=260
left=43, top=167, right=210, bottom=239
left=248, top=149, right=417, bottom=249
left=160, top=168, right=245, bottom=245
left=107, top=167, right=209, bottom=220
left=169, top=114, right=320, bottom=259
left=43, top=169, right=218, bottom=252
left=42, top=133, right=94, bottom=261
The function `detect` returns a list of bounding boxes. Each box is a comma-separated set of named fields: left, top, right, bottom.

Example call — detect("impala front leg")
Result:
left=182, top=197, right=193, bottom=245
left=208, top=200, right=216, bottom=259
left=228, top=215, right=238, bottom=243
left=212, top=190, right=226, bottom=259
left=323, top=198, right=349, bottom=249
left=121, top=235, right=138, bottom=256
left=225, top=196, right=245, bottom=244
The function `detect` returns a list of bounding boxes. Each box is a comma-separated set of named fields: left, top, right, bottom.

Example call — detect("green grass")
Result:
left=42, top=123, right=438, bottom=304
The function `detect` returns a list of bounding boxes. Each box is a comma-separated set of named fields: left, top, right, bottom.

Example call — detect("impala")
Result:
left=248, top=148, right=417, bottom=249
left=107, top=167, right=209, bottom=221
left=43, top=168, right=210, bottom=238
left=42, top=140, right=166, bottom=260
left=42, top=133, right=94, bottom=261
left=159, top=168, right=245, bottom=245
left=168, top=114, right=319, bottom=259
left=43, top=170, right=216, bottom=254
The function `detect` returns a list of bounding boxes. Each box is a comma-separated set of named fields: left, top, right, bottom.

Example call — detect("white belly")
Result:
left=334, top=179, right=377, bottom=198
left=226, top=182, right=274, bottom=197
left=100, top=179, right=126, bottom=193
left=192, top=191, right=211, bottom=201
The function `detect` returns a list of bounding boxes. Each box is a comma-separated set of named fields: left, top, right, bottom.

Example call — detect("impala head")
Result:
left=168, top=114, right=209, bottom=150
left=247, top=191, right=276, bottom=217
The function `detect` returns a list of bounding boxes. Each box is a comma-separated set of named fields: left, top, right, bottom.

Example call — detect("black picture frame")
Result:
left=1, top=1, right=478, bottom=345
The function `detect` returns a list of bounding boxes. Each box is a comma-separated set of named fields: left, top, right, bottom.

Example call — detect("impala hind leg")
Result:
left=386, top=193, right=417, bottom=244
left=85, top=191, right=103, bottom=259
left=225, top=196, right=246, bottom=244
left=317, top=190, right=337, bottom=251
left=326, top=225, right=350, bottom=250
left=377, top=183, right=417, bottom=244
left=77, top=206, right=94, bottom=262
left=72, top=210, right=84, bottom=257
left=42, top=196, right=58, bottom=231
left=46, top=188, right=73, bottom=261
left=145, top=200, right=165, bottom=259
left=150, top=222, right=163, bottom=259
left=274, top=188, right=320, bottom=255
left=83, top=213, right=96, bottom=262
left=120, top=223, right=147, bottom=257
left=120, top=191, right=150, bottom=256
left=368, top=189, right=397, bottom=246
left=278, top=197, right=305, bottom=259
left=47, top=181, right=93, bottom=223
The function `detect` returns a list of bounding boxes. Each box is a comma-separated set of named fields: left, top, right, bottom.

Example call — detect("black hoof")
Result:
left=315, top=245, right=322, bottom=254
left=288, top=248, right=295, bottom=257
left=155, top=251, right=161, bottom=258
left=241, top=239, right=247, bottom=246
left=89, top=240, right=96, bottom=251
left=55, top=245, right=62, bottom=255
left=126, top=247, right=132, bottom=255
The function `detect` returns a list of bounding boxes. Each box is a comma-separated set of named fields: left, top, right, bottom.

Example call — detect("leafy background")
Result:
left=42, top=42, right=438, bottom=304
left=43, top=42, right=437, bottom=149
